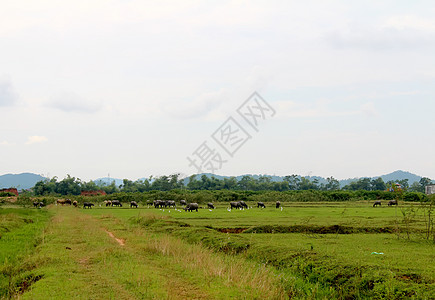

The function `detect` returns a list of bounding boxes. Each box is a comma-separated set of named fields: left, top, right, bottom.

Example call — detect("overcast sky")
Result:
left=1, top=1, right=435, bottom=181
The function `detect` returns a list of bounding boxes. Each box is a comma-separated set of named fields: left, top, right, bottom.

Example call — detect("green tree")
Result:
left=371, top=177, right=386, bottom=191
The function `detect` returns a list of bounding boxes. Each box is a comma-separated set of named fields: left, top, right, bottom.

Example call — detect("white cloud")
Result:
left=326, top=15, right=435, bottom=50
left=47, top=92, right=103, bottom=113
left=383, top=15, right=435, bottom=32
left=274, top=100, right=359, bottom=119
left=26, top=136, right=48, bottom=145
left=0, top=79, right=17, bottom=106
left=162, top=89, right=228, bottom=120
left=0, top=140, right=15, bottom=146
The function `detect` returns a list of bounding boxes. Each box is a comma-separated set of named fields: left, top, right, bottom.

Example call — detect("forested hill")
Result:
left=0, top=170, right=427, bottom=191
left=189, top=170, right=424, bottom=188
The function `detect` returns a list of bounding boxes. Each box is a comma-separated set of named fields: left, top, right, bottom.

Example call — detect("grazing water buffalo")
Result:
left=180, top=200, right=187, bottom=206
left=165, top=200, right=176, bottom=208
left=111, top=200, right=122, bottom=207
left=388, top=200, right=398, bottom=206
left=276, top=201, right=281, bottom=209
left=83, top=202, right=94, bottom=209
left=207, top=203, right=215, bottom=209
left=154, top=200, right=164, bottom=208
left=130, top=201, right=138, bottom=208
left=257, top=202, right=266, bottom=208
left=73, top=200, right=78, bottom=207
left=57, top=199, right=72, bottom=205
left=33, top=201, right=44, bottom=208
left=184, top=203, right=199, bottom=212
left=373, top=200, right=381, bottom=207
left=239, top=201, right=248, bottom=209
left=230, top=201, right=241, bottom=209
left=104, top=200, right=112, bottom=207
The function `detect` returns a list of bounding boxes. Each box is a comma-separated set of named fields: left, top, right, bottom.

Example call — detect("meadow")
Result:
left=1, top=199, right=434, bottom=299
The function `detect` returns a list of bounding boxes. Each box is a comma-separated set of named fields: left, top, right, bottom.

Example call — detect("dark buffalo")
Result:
left=230, top=201, right=241, bottom=209
left=111, top=200, right=122, bottom=207
left=154, top=200, right=164, bottom=208
left=130, top=201, right=138, bottom=208
left=65, top=199, right=72, bottom=205
left=34, top=201, right=45, bottom=208
left=276, top=201, right=281, bottom=209
left=239, top=201, right=248, bottom=209
left=257, top=202, right=266, bottom=208
left=73, top=200, right=78, bottom=207
left=180, top=200, right=187, bottom=206
left=165, top=200, right=176, bottom=208
left=184, top=203, right=199, bottom=212
left=207, top=203, right=215, bottom=209
left=388, top=200, right=398, bottom=206
left=104, top=200, right=112, bottom=207
left=83, top=202, right=94, bottom=209
left=373, top=200, right=381, bottom=207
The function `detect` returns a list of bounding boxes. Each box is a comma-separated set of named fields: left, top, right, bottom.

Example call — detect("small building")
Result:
left=81, top=190, right=107, bottom=196
left=0, top=188, right=19, bottom=196
left=425, top=185, right=435, bottom=195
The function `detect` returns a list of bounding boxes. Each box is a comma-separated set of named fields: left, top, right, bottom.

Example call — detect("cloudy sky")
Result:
left=1, top=0, right=435, bottom=181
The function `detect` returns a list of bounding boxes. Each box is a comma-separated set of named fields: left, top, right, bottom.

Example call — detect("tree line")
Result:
left=29, top=174, right=433, bottom=196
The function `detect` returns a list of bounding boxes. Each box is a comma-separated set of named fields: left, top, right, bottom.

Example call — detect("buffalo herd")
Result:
left=35, top=198, right=402, bottom=210
left=372, top=200, right=399, bottom=207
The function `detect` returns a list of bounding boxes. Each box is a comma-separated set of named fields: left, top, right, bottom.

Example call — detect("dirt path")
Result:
left=20, top=207, right=248, bottom=300
left=105, top=229, right=125, bottom=246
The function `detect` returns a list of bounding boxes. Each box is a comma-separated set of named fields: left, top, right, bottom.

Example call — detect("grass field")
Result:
left=1, top=200, right=434, bottom=299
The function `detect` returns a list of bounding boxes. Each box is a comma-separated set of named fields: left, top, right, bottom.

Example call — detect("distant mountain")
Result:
left=379, top=170, right=422, bottom=184
left=0, top=173, right=46, bottom=190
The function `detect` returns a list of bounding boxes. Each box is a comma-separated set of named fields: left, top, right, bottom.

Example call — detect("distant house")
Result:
left=425, top=185, right=435, bottom=195
left=0, top=188, right=19, bottom=196
left=81, top=190, right=107, bottom=196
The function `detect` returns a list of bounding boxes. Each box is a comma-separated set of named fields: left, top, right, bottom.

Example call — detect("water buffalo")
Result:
left=33, top=201, right=44, bottom=208
left=180, top=200, right=187, bottom=206
left=207, top=203, right=215, bottom=209
left=111, top=200, right=122, bottom=207
left=130, top=201, right=138, bottom=208
left=230, top=201, right=242, bottom=209
left=165, top=200, right=176, bottom=208
left=184, top=203, right=199, bottom=212
left=388, top=200, right=398, bottom=206
left=276, top=201, right=281, bottom=209
left=257, top=202, right=266, bottom=208
left=83, top=202, right=94, bottom=209
left=239, top=201, right=248, bottom=209
left=154, top=200, right=164, bottom=208
left=104, top=200, right=112, bottom=207
left=73, top=200, right=78, bottom=207
left=373, top=200, right=381, bottom=207
left=57, top=199, right=70, bottom=205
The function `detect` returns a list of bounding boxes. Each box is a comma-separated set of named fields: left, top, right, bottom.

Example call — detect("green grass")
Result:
left=81, top=202, right=435, bottom=299
left=15, top=206, right=286, bottom=299
left=0, top=207, right=51, bottom=298
left=2, top=201, right=434, bottom=299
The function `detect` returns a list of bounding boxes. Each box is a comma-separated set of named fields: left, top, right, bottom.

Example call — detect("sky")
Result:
left=1, top=0, right=435, bottom=181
